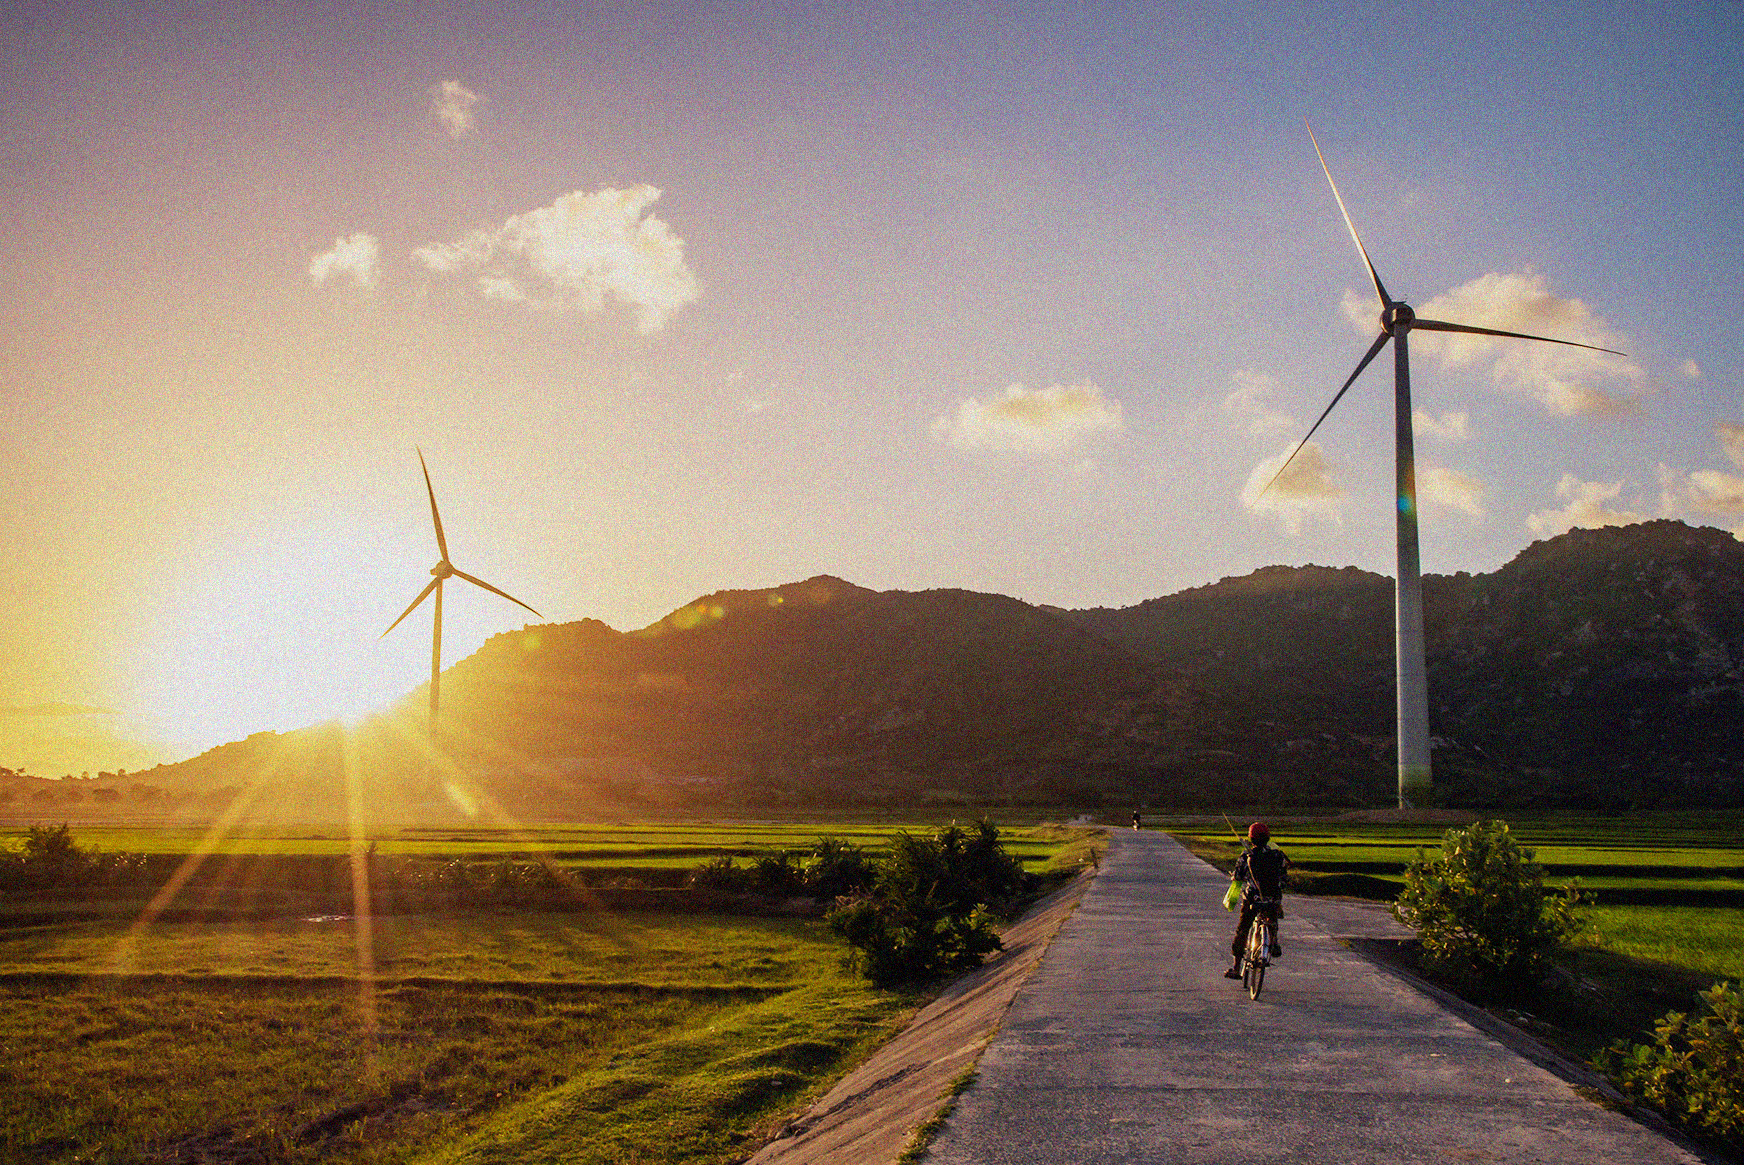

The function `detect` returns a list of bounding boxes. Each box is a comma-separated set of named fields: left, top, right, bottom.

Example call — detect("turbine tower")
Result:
left=382, top=448, right=542, bottom=728
left=1265, top=127, right=1624, bottom=808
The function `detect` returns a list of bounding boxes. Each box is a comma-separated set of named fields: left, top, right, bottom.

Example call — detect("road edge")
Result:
left=744, top=854, right=1103, bottom=1165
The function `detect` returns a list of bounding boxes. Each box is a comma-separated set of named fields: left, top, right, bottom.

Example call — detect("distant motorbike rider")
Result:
left=1224, top=821, right=1290, bottom=979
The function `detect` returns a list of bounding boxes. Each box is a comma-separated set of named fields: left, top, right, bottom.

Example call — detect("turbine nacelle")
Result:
left=1382, top=301, right=1415, bottom=335
left=430, top=561, right=454, bottom=579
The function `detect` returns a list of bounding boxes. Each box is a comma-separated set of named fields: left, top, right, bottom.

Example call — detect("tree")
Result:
left=1392, top=819, right=1581, bottom=999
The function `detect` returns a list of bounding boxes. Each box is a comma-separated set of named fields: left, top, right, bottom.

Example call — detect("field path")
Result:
left=923, top=829, right=1705, bottom=1165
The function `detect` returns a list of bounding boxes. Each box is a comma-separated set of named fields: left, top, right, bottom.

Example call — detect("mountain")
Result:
left=434, top=575, right=1216, bottom=807
left=30, top=520, right=1739, bottom=821
left=1070, top=519, right=1744, bottom=809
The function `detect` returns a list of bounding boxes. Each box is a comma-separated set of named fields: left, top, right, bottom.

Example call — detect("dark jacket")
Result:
left=1234, top=842, right=1289, bottom=900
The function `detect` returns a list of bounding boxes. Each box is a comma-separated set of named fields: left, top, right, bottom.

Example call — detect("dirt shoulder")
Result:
left=746, top=863, right=1100, bottom=1165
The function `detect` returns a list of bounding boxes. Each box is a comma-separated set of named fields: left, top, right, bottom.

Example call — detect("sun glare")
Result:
left=132, top=519, right=524, bottom=755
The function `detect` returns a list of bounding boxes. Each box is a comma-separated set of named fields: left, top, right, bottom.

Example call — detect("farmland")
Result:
left=7, top=820, right=1070, bottom=875
left=0, top=818, right=1095, bottom=1164
left=1167, top=815, right=1744, bottom=908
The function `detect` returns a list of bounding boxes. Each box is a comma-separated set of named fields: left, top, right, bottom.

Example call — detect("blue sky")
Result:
left=2, top=0, right=1740, bottom=768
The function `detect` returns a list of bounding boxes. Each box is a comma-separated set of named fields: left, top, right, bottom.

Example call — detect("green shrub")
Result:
left=752, top=851, right=802, bottom=893
left=1596, top=980, right=1744, bottom=1152
left=687, top=855, right=745, bottom=891
left=0, top=822, right=156, bottom=892
left=1391, top=819, right=1582, bottom=999
left=826, top=822, right=1024, bottom=987
left=804, top=836, right=876, bottom=900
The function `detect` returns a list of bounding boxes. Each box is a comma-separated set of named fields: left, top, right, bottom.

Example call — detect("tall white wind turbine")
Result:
left=381, top=448, right=542, bottom=728
left=1263, top=127, right=1625, bottom=808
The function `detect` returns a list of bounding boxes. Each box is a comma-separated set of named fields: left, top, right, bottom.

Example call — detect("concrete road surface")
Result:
left=925, top=830, right=1703, bottom=1165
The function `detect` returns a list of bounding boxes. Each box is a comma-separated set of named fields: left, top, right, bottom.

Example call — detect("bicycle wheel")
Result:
left=1246, top=922, right=1267, bottom=999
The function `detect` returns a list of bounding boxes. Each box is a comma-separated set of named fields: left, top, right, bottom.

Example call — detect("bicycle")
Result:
left=1241, top=896, right=1281, bottom=1000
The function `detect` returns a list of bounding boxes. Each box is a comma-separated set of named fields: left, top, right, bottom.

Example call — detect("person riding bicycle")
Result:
left=1224, top=821, right=1290, bottom=979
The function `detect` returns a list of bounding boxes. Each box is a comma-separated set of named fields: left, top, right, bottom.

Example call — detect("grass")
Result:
left=417, top=975, right=917, bottom=1165
left=0, top=912, right=844, bottom=983
left=0, top=818, right=1091, bottom=1163
left=1578, top=904, right=1744, bottom=982
left=0, top=911, right=923, bottom=1165
left=0, top=821, right=1076, bottom=883
left=1166, top=815, right=1744, bottom=906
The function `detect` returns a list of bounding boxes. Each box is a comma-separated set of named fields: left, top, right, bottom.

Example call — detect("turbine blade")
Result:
left=417, top=447, right=449, bottom=563
left=452, top=569, right=543, bottom=619
left=1411, top=317, right=1627, bottom=357
left=381, top=578, right=440, bottom=638
left=1307, top=121, right=1391, bottom=309
left=1257, top=331, right=1392, bottom=500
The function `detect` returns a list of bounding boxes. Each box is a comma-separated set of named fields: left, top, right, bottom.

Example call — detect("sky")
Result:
left=2, top=0, right=1741, bottom=773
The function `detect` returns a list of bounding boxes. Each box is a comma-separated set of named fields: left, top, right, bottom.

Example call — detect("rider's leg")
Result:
left=1227, top=903, right=1254, bottom=977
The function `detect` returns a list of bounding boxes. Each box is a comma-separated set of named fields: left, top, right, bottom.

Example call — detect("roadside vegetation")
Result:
left=827, top=822, right=1026, bottom=986
left=1391, top=820, right=1583, bottom=1000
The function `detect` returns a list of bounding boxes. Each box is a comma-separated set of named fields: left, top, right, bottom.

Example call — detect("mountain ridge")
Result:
left=12, top=520, right=1738, bottom=820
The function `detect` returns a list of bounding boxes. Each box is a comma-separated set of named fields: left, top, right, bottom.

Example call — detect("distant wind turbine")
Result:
left=381, top=448, right=542, bottom=727
left=1263, top=126, right=1625, bottom=808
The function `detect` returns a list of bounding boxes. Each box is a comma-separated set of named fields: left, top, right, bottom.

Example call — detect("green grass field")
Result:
left=1167, top=816, right=1744, bottom=906
left=6, top=820, right=1071, bottom=873
left=0, top=819, right=1097, bottom=1164
left=0, top=912, right=924, bottom=1164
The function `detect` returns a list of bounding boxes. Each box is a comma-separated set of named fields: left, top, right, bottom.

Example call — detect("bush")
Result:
left=1596, top=980, right=1744, bottom=1152
left=752, top=851, right=803, bottom=893
left=827, top=822, right=1025, bottom=987
left=1391, top=819, right=1582, bottom=999
left=0, top=823, right=156, bottom=893
left=804, top=836, right=875, bottom=900
left=687, top=855, right=745, bottom=891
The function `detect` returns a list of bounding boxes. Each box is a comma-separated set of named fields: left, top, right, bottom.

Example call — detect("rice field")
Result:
left=9, top=820, right=1074, bottom=873
left=1166, top=814, right=1744, bottom=908
left=0, top=818, right=1092, bottom=1163
left=0, top=911, right=921, bottom=1165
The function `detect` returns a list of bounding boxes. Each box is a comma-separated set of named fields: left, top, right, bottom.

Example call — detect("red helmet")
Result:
left=1247, top=821, right=1270, bottom=843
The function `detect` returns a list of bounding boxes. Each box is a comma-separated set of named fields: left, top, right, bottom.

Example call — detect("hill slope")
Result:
left=45, top=520, right=1741, bottom=820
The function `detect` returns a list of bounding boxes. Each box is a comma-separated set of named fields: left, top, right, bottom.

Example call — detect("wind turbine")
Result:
left=1264, top=127, right=1625, bottom=808
left=382, top=448, right=542, bottom=728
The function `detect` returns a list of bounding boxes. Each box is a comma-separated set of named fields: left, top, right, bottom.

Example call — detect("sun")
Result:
left=130, top=517, right=514, bottom=755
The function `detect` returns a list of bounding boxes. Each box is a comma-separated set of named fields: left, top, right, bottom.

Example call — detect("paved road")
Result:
left=925, top=830, right=1702, bottom=1165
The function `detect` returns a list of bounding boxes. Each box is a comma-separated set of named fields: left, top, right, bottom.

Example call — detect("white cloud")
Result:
left=413, top=185, right=700, bottom=332
left=308, top=232, right=381, bottom=288
left=1339, top=287, right=1381, bottom=334
left=1681, top=359, right=1703, bottom=380
left=1419, top=465, right=1484, bottom=519
left=932, top=382, right=1125, bottom=456
left=1412, top=409, right=1470, bottom=444
left=1240, top=441, right=1343, bottom=535
left=1684, top=469, right=1744, bottom=514
left=1222, top=370, right=1296, bottom=438
left=1342, top=272, right=1639, bottom=416
left=1413, top=270, right=1639, bottom=416
left=1656, top=422, right=1744, bottom=539
left=1717, top=422, right=1744, bottom=470
left=1526, top=474, right=1644, bottom=537
left=430, top=81, right=480, bottom=139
